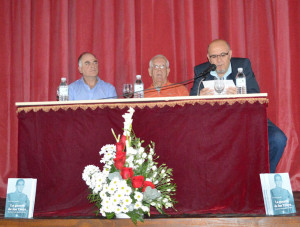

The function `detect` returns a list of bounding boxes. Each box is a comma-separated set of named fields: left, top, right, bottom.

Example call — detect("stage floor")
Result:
left=0, top=192, right=300, bottom=226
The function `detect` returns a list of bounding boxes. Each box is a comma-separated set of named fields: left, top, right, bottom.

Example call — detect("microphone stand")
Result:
left=195, top=64, right=216, bottom=96
left=196, top=74, right=210, bottom=96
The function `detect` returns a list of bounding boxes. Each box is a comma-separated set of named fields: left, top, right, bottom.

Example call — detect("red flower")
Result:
left=142, top=181, right=155, bottom=192
left=120, top=135, right=127, bottom=145
left=116, top=142, right=125, bottom=153
left=131, top=176, right=144, bottom=188
left=121, top=167, right=133, bottom=180
left=113, top=152, right=126, bottom=170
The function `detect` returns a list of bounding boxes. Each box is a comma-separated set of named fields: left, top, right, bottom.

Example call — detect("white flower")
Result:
left=136, top=159, right=144, bottom=165
left=141, top=205, right=149, bottom=212
left=134, top=202, right=142, bottom=210
left=163, top=198, right=168, bottom=203
left=101, top=199, right=112, bottom=212
left=165, top=202, right=172, bottom=208
left=152, top=172, right=157, bottom=178
left=138, top=147, right=145, bottom=154
left=114, top=190, right=125, bottom=201
left=102, top=184, right=109, bottom=192
left=127, top=147, right=137, bottom=155
left=100, top=190, right=107, bottom=199
left=154, top=180, right=158, bottom=184
left=128, top=107, right=135, bottom=115
left=110, top=177, right=120, bottom=187
left=161, top=169, right=166, bottom=174
left=93, top=183, right=102, bottom=194
left=102, top=167, right=111, bottom=176
left=118, top=181, right=127, bottom=193
left=151, top=166, right=157, bottom=171
left=121, top=205, right=129, bottom=213
left=124, top=186, right=132, bottom=195
left=108, top=203, right=117, bottom=213
left=90, top=172, right=105, bottom=191
left=108, top=184, right=117, bottom=195
left=149, top=148, right=154, bottom=155
left=100, top=208, right=106, bottom=217
left=142, top=153, right=147, bottom=159
left=111, top=194, right=121, bottom=204
left=114, top=205, right=123, bottom=214
left=134, top=192, right=143, bottom=201
left=82, top=165, right=100, bottom=182
left=122, top=108, right=135, bottom=133
left=123, top=196, right=132, bottom=206
left=126, top=155, right=134, bottom=164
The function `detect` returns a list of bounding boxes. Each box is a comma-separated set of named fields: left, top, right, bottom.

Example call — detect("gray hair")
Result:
left=149, top=55, right=170, bottom=68
left=78, top=52, right=96, bottom=67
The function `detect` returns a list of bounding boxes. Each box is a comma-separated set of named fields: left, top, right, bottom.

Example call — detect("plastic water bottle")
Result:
left=236, top=68, right=247, bottom=94
left=134, top=75, right=144, bottom=98
left=58, top=77, right=69, bottom=101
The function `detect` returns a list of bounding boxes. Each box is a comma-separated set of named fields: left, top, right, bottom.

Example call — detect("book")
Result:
left=5, top=178, right=37, bottom=218
left=260, top=173, right=296, bottom=215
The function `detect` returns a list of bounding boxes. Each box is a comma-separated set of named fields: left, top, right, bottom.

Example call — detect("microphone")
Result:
left=196, top=64, right=216, bottom=96
left=197, top=64, right=216, bottom=78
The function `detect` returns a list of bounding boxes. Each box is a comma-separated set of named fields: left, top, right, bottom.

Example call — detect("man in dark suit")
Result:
left=190, top=39, right=287, bottom=173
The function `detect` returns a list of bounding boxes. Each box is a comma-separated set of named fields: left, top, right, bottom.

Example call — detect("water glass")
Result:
left=214, top=78, right=225, bottom=95
left=123, top=84, right=133, bottom=98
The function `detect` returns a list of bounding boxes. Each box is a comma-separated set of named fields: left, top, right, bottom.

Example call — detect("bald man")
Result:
left=190, top=39, right=287, bottom=173
left=69, top=52, right=117, bottom=100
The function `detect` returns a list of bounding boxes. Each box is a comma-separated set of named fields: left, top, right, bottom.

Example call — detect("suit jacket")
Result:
left=190, top=58, right=260, bottom=96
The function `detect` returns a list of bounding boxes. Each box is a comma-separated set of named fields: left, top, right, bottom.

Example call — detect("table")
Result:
left=16, top=94, right=269, bottom=216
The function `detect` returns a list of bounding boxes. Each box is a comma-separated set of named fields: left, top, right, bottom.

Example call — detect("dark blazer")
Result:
left=190, top=57, right=260, bottom=96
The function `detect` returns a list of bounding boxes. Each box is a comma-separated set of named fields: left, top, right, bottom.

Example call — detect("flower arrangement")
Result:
left=82, top=107, right=177, bottom=224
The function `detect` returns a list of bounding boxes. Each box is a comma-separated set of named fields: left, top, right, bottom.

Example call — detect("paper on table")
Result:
left=202, top=80, right=236, bottom=95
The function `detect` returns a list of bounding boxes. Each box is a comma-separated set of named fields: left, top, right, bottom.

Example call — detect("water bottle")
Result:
left=134, top=75, right=144, bottom=98
left=236, top=68, right=247, bottom=94
left=58, top=77, right=69, bottom=101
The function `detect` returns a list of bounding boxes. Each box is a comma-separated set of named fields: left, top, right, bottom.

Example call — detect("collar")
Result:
left=210, top=63, right=232, bottom=80
left=81, top=76, right=100, bottom=85
left=152, top=81, right=171, bottom=91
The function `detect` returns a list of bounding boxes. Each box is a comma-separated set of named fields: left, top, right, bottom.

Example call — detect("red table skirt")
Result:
left=17, top=97, right=269, bottom=216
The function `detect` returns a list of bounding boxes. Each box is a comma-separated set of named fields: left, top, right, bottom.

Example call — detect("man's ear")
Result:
left=167, top=68, right=170, bottom=77
left=148, top=68, right=152, bottom=77
left=228, top=50, right=232, bottom=59
left=78, top=66, right=82, bottom=74
left=207, top=54, right=211, bottom=64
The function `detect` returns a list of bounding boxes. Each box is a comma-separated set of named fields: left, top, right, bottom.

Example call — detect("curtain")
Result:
left=1, top=0, right=299, bottom=197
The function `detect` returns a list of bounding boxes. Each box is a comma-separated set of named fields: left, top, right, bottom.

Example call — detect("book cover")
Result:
left=260, top=173, right=296, bottom=215
left=5, top=178, right=37, bottom=218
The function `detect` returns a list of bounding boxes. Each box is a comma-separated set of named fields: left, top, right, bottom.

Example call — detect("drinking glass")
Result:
left=123, top=84, right=133, bottom=98
left=214, top=78, right=225, bottom=95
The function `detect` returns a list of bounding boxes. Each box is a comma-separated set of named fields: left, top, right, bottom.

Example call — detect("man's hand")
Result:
left=199, top=88, right=214, bottom=96
left=226, top=86, right=237, bottom=95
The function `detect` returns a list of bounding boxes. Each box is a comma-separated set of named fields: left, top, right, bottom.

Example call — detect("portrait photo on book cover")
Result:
left=5, top=178, right=31, bottom=218
left=270, top=173, right=296, bottom=215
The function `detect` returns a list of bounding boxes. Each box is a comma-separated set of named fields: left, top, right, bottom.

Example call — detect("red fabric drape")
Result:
left=17, top=101, right=269, bottom=215
left=1, top=0, right=300, bottom=197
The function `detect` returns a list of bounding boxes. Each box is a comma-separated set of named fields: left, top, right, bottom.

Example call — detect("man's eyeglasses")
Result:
left=209, top=52, right=229, bottom=59
left=153, top=65, right=167, bottom=70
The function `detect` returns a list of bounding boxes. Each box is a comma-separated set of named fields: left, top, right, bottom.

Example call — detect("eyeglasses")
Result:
left=209, top=52, right=229, bottom=59
left=153, top=65, right=167, bottom=70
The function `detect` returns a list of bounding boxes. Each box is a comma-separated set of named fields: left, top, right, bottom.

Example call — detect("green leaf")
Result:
left=106, top=212, right=115, bottom=219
